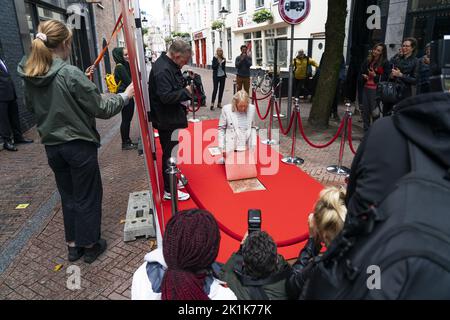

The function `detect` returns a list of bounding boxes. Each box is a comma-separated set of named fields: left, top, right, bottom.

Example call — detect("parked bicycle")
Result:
left=252, top=67, right=273, bottom=95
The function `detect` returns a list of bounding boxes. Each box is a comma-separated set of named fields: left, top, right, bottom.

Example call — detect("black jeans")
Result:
left=294, top=78, right=309, bottom=97
left=0, top=100, right=22, bottom=141
left=45, top=140, right=103, bottom=247
left=158, top=129, right=179, bottom=193
left=120, top=98, right=135, bottom=143
left=211, top=76, right=226, bottom=104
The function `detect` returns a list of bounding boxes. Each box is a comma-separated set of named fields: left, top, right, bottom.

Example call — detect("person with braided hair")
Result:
left=219, top=231, right=292, bottom=300
left=131, top=209, right=237, bottom=300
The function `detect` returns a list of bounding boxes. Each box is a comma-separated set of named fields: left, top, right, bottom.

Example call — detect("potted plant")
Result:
left=211, top=20, right=225, bottom=31
left=252, top=8, right=273, bottom=24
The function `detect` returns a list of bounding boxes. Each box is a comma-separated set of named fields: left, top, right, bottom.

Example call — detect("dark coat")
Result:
left=148, top=52, right=191, bottom=131
left=389, top=54, right=418, bottom=98
left=346, top=92, right=450, bottom=219
left=0, top=58, right=16, bottom=102
left=112, top=47, right=132, bottom=94
left=212, top=56, right=227, bottom=79
left=360, top=58, right=391, bottom=84
left=220, top=252, right=292, bottom=300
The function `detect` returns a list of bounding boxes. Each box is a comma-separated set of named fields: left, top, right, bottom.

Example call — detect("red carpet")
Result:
left=155, top=120, right=324, bottom=263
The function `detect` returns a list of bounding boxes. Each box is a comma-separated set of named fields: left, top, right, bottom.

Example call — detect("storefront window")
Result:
left=265, top=28, right=287, bottom=67
left=410, top=0, right=450, bottom=11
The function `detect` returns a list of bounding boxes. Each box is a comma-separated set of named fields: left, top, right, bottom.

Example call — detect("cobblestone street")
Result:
left=0, top=65, right=363, bottom=300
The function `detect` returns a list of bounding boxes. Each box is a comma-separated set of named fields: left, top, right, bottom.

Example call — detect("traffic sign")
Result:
left=278, top=0, right=311, bottom=25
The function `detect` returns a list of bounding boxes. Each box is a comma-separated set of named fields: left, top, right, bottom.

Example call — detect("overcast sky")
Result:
left=139, top=0, right=164, bottom=25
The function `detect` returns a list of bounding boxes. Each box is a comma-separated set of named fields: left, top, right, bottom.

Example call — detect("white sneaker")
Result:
left=163, top=190, right=190, bottom=201
left=178, top=180, right=185, bottom=189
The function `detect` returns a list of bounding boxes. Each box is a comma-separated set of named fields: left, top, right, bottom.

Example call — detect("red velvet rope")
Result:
left=296, top=112, right=345, bottom=149
left=253, top=90, right=272, bottom=121
left=347, top=117, right=357, bottom=155
left=274, top=101, right=295, bottom=136
left=252, top=90, right=272, bottom=101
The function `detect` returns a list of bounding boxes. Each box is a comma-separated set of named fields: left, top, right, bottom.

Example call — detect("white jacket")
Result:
left=131, top=248, right=237, bottom=300
left=218, top=104, right=257, bottom=153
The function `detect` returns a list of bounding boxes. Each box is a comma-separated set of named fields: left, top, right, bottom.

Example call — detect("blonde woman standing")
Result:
left=17, top=20, right=134, bottom=264
left=211, top=48, right=227, bottom=110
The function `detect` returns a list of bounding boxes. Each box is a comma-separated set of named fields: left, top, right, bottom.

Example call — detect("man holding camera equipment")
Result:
left=148, top=40, right=192, bottom=201
left=219, top=209, right=293, bottom=300
left=303, top=37, right=450, bottom=299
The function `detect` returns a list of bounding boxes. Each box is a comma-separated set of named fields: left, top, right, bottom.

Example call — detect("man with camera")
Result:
left=219, top=209, right=292, bottom=300
left=148, top=40, right=192, bottom=201
left=235, top=45, right=252, bottom=94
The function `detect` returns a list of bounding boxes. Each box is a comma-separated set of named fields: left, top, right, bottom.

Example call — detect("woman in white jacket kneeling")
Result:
left=131, top=209, right=237, bottom=300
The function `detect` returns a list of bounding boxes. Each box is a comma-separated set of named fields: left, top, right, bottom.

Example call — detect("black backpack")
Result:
left=303, top=141, right=450, bottom=299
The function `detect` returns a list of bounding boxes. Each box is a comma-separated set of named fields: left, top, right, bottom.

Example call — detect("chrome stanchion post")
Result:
left=188, top=79, right=200, bottom=123
left=327, top=103, right=352, bottom=175
left=261, top=87, right=278, bottom=145
left=282, top=98, right=304, bottom=165
left=274, top=77, right=286, bottom=119
left=166, top=157, right=180, bottom=214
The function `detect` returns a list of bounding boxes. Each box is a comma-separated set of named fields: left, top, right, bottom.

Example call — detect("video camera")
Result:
left=430, top=35, right=450, bottom=92
left=182, top=70, right=197, bottom=88
left=248, top=209, right=261, bottom=234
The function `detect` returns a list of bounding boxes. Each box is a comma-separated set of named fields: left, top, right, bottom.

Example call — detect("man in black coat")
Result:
left=0, top=57, right=33, bottom=151
left=148, top=40, right=192, bottom=201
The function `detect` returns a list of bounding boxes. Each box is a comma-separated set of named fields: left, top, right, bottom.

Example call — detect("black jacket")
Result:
left=0, top=58, right=16, bottom=102
left=389, top=54, right=418, bottom=98
left=212, top=56, right=227, bottom=79
left=148, top=52, right=191, bottom=131
left=286, top=238, right=322, bottom=299
left=346, top=92, right=450, bottom=218
left=112, top=47, right=132, bottom=94
left=360, top=58, right=391, bottom=85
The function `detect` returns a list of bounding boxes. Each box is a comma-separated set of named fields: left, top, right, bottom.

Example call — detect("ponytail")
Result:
left=24, top=20, right=72, bottom=77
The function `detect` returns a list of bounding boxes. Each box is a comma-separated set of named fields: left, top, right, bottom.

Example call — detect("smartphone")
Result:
left=248, top=209, right=261, bottom=234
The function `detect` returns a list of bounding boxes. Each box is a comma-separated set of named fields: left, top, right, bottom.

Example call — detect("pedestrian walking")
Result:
left=210, top=48, right=227, bottom=110
left=17, top=20, right=134, bottom=263
left=112, top=47, right=137, bottom=150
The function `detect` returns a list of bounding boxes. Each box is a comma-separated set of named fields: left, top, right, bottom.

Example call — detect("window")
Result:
left=227, top=28, right=232, bottom=60
left=227, top=0, right=231, bottom=11
left=265, top=28, right=288, bottom=67
left=239, top=0, right=246, bottom=13
left=255, top=0, right=264, bottom=9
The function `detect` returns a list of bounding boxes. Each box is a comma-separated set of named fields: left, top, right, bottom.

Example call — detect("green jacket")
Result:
left=112, top=47, right=131, bottom=93
left=219, top=252, right=292, bottom=300
left=18, top=57, right=124, bottom=147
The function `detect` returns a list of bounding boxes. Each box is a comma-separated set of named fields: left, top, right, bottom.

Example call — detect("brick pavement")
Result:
left=0, top=65, right=363, bottom=300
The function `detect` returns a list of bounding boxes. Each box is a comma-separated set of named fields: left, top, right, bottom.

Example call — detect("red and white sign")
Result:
left=278, top=0, right=310, bottom=25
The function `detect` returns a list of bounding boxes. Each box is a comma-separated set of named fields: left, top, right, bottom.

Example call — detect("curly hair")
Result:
left=241, top=231, right=278, bottom=279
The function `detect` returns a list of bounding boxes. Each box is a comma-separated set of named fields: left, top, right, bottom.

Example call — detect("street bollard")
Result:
left=166, top=157, right=180, bottom=215
left=326, top=103, right=352, bottom=175
left=282, top=98, right=304, bottom=165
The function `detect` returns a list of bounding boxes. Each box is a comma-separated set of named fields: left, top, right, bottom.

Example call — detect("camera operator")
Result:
left=148, top=40, right=192, bottom=201
left=219, top=229, right=292, bottom=300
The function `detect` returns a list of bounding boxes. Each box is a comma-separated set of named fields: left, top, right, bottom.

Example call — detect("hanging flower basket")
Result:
left=253, top=8, right=273, bottom=24
left=211, top=20, right=225, bottom=31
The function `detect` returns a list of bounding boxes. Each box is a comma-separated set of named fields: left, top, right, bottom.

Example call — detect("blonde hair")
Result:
left=313, top=187, right=347, bottom=246
left=25, top=20, right=72, bottom=77
left=216, top=47, right=224, bottom=59
left=231, top=89, right=249, bottom=112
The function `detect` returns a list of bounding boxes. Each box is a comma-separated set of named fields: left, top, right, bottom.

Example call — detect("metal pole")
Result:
left=166, top=157, right=179, bottom=214
left=282, top=98, right=304, bottom=165
left=287, top=24, right=295, bottom=124
left=274, top=77, right=286, bottom=119
left=261, top=88, right=278, bottom=145
left=326, top=103, right=352, bottom=175
left=188, top=79, right=200, bottom=123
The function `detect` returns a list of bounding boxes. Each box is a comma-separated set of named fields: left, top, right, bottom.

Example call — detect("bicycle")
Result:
left=252, top=67, right=273, bottom=95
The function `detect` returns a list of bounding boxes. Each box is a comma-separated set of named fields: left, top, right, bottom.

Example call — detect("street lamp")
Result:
left=218, top=7, right=229, bottom=48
